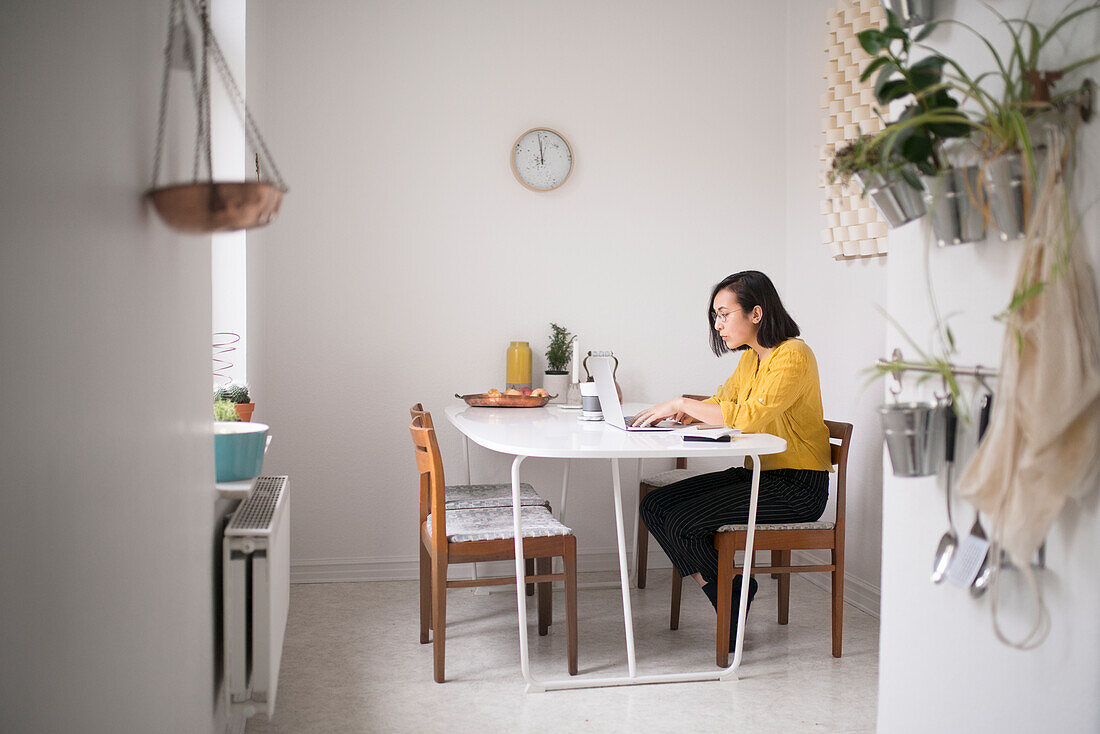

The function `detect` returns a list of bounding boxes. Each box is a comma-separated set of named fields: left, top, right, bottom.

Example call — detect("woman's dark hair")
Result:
left=708, top=270, right=800, bottom=356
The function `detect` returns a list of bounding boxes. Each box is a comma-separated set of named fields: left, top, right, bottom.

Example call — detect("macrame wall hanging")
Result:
left=145, top=0, right=287, bottom=234
left=819, top=0, right=889, bottom=259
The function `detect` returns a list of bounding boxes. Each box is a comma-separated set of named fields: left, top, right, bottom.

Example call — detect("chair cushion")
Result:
left=716, top=520, right=836, bottom=533
left=640, top=469, right=708, bottom=488
left=426, top=506, right=573, bottom=543
left=444, top=482, right=550, bottom=510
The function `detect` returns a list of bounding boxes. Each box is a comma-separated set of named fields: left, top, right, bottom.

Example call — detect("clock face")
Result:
left=511, top=128, right=573, bottom=191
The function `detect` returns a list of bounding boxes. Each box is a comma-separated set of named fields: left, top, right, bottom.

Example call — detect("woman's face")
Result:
left=712, top=288, right=760, bottom=350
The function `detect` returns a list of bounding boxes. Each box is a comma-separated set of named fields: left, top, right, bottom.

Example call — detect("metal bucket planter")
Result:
left=923, top=166, right=987, bottom=246
left=854, top=167, right=928, bottom=228
left=983, top=148, right=1048, bottom=241
left=880, top=402, right=945, bottom=477
left=882, top=0, right=934, bottom=27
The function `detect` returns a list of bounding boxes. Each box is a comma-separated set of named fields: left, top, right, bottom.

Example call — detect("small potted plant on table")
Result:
left=543, top=323, right=573, bottom=404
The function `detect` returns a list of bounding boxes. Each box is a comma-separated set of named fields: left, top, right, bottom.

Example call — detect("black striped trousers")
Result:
left=639, top=467, right=829, bottom=584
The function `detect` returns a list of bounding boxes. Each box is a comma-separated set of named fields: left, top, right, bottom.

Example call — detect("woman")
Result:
left=635, top=270, right=832, bottom=648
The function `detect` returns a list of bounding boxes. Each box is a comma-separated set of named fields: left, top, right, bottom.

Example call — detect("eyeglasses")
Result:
left=713, top=310, right=734, bottom=325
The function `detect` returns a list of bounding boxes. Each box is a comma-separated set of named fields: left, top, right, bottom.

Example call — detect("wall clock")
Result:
left=511, top=127, right=573, bottom=191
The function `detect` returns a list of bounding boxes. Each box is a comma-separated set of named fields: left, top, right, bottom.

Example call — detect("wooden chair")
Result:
left=411, top=403, right=550, bottom=597
left=411, top=411, right=578, bottom=682
left=635, top=394, right=711, bottom=588
left=669, top=420, right=852, bottom=666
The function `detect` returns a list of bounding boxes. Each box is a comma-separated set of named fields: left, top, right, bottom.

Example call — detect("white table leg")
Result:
left=506, top=452, right=761, bottom=692
left=609, top=458, right=637, bottom=677
left=558, top=459, right=570, bottom=522
left=630, top=458, right=642, bottom=585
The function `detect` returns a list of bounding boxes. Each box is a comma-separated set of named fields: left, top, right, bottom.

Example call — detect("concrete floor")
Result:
left=246, top=573, right=879, bottom=733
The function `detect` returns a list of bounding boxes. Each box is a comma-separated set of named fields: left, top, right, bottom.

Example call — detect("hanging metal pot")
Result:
left=854, top=166, right=927, bottom=228
left=880, top=401, right=946, bottom=477
left=982, top=147, right=1049, bottom=242
left=882, top=0, right=934, bottom=27
left=923, top=166, right=987, bottom=246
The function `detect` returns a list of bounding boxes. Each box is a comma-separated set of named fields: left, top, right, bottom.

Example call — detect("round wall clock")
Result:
left=511, top=127, right=573, bottom=191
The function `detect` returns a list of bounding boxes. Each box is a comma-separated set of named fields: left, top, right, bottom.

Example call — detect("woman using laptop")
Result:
left=633, top=270, right=832, bottom=649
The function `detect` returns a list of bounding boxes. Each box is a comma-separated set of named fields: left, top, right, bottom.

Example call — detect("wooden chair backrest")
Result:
left=409, top=411, right=447, bottom=552
left=823, top=420, right=853, bottom=535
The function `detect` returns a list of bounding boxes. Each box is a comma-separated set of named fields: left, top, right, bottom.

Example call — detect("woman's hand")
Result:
left=630, top=398, right=686, bottom=427
left=631, top=397, right=725, bottom=427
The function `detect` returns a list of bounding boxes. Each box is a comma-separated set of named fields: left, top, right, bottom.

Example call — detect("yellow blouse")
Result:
left=703, top=338, right=832, bottom=472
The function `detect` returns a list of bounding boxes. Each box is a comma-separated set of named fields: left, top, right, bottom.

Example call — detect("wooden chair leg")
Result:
left=670, top=569, right=683, bottom=630
left=636, top=484, right=650, bottom=588
left=771, top=550, right=782, bottom=579
left=564, top=537, right=579, bottom=676
left=419, top=541, right=432, bottom=643
left=715, top=536, right=737, bottom=668
left=537, top=556, right=552, bottom=636
left=525, top=557, right=535, bottom=597
left=832, top=548, right=844, bottom=658
left=431, top=555, right=447, bottom=683
left=778, top=550, right=791, bottom=625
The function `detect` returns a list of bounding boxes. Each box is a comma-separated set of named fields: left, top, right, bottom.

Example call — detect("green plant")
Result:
left=214, top=399, right=241, bottom=421
left=214, top=382, right=251, bottom=404
left=858, top=9, right=975, bottom=184
left=544, top=323, right=574, bottom=373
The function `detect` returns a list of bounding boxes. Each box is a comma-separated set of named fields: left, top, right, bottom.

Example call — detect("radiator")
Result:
left=223, top=475, right=290, bottom=720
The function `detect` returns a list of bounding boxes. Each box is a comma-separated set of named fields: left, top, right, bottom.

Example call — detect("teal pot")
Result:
left=883, top=0, right=933, bottom=27
left=215, top=422, right=270, bottom=482
left=983, top=148, right=1049, bottom=241
left=923, top=166, right=987, bottom=246
left=854, top=166, right=927, bottom=228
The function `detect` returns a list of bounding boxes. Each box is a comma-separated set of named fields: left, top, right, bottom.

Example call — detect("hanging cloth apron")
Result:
left=957, top=129, right=1100, bottom=647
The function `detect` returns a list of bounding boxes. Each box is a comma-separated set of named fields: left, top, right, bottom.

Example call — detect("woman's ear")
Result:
left=751, top=306, right=762, bottom=325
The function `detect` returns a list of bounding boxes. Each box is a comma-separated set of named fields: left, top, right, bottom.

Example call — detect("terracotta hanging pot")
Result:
left=233, top=402, right=255, bottom=422
left=146, top=182, right=285, bottom=234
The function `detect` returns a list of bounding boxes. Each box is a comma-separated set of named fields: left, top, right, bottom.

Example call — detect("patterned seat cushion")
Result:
left=716, top=520, right=835, bottom=533
left=426, top=506, right=573, bottom=543
left=444, top=482, right=550, bottom=510
left=640, top=469, right=708, bottom=488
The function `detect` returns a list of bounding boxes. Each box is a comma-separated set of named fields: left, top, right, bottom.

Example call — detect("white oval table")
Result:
left=445, top=403, right=786, bottom=692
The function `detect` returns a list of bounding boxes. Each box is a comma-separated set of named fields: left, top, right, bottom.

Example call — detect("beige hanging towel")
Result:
left=958, top=133, right=1100, bottom=572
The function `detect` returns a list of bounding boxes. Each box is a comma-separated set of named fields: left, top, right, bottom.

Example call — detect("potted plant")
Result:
left=542, top=323, right=573, bottom=403
left=215, top=382, right=254, bottom=421
left=829, top=132, right=927, bottom=228
left=932, top=3, right=1100, bottom=240
left=859, top=9, right=984, bottom=245
left=214, top=399, right=241, bottom=422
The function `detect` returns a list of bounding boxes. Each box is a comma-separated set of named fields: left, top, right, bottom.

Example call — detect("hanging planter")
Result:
left=982, top=147, right=1049, bottom=242
left=923, top=166, right=986, bottom=246
left=145, top=0, right=287, bottom=234
left=854, top=166, right=927, bottom=228
left=880, top=401, right=945, bottom=477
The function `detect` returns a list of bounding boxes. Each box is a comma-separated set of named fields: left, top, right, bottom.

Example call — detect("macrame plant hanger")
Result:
left=146, top=0, right=287, bottom=234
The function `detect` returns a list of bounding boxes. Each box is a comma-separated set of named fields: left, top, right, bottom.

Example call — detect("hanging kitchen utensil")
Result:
left=947, top=392, right=994, bottom=588
left=145, top=0, right=287, bottom=234
left=930, top=397, right=958, bottom=584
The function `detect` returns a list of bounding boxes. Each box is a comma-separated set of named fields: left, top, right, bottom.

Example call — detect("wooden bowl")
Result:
left=455, top=393, right=553, bottom=408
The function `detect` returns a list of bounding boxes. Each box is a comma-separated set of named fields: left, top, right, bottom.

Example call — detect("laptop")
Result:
left=590, top=356, right=676, bottom=432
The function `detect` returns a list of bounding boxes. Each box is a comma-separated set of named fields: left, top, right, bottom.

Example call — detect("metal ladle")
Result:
left=971, top=393, right=995, bottom=596
left=931, top=400, right=958, bottom=584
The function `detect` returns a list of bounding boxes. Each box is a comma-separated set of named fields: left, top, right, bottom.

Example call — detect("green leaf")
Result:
left=901, top=133, right=933, bottom=164
left=883, top=25, right=907, bottom=41
left=879, top=79, right=912, bottom=104
left=900, top=166, right=923, bottom=191
left=859, top=29, right=887, bottom=57
left=1059, top=51, right=1100, bottom=76
left=860, top=56, right=893, bottom=83
left=913, top=21, right=939, bottom=42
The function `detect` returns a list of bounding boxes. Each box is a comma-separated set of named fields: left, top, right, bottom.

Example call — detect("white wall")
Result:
left=783, top=0, right=886, bottom=616
left=246, top=0, right=795, bottom=580
left=0, top=3, right=227, bottom=732
left=873, top=3, right=1100, bottom=731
